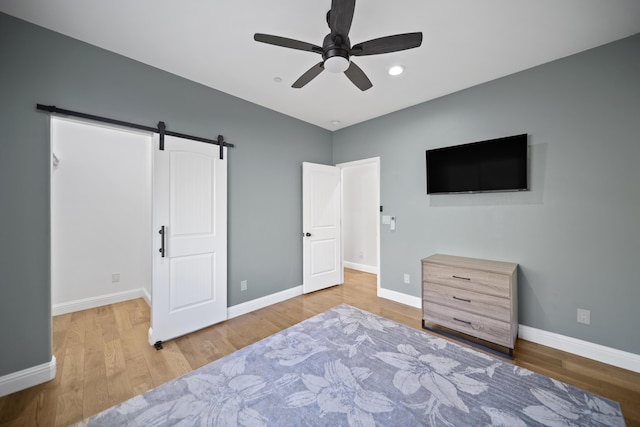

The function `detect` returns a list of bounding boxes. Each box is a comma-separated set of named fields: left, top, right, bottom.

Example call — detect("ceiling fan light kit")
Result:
left=324, top=56, right=350, bottom=73
left=254, top=0, right=422, bottom=91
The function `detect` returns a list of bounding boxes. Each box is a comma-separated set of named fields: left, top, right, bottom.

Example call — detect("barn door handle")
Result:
left=159, top=226, right=166, bottom=257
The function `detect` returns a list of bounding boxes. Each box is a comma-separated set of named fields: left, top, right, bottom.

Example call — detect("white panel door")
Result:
left=149, top=135, right=227, bottom=345
left=302, top=162, right=342, bottom=293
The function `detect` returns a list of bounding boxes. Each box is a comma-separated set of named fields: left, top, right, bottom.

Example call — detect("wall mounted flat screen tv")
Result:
left=426, top=134, right=528, bottom=194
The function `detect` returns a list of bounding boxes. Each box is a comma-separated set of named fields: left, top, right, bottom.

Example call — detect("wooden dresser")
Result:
left=422, top=254, right=518, bottom=356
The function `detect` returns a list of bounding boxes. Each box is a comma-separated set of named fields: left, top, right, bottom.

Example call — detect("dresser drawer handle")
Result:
left=453, top=317, right=472, bottom=325
left=453, top=296, right=471, bottom=303
left=452, top=275, right=471, bottom=281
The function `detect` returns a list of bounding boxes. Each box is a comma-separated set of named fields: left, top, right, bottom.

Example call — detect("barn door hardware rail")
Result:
left=36, top=104, right=234, bottom=159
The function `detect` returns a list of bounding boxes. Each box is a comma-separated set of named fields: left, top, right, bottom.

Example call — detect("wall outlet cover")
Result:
left=577, top=308, right=591, bottom=325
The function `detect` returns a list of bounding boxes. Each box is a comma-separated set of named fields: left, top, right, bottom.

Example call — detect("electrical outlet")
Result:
left=577, top=308, right=590, bottom=325
left=403, top=273, right=410, bottom=284
left=241, top=280, right=247, bottom=291
left=111, top=272, right=120, bottom=283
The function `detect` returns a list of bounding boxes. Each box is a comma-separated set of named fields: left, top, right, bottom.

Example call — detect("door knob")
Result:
left=305, top=232, right=311, bottom=237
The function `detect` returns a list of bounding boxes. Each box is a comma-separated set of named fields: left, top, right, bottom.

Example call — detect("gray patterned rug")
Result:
left=81, top=304, right=624, bottom=426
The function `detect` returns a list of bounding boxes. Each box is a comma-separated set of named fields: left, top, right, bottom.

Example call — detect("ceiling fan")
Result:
left=254, top=0, right=423, bottom=91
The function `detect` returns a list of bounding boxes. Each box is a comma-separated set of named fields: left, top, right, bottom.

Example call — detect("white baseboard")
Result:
left=142, top=288, right=151, bottom=306
left=378, top=286, right=640, bottom=373
left=378, top=287, right=422, bottom=308
left=52, top=284, right=640, bottom=374
left=52, top=288, right=148, bottom=316
left=227, top=285, right=303, bottom=319
left=0, top=356, right=56, bottom=397
left=343, top=261, right=378, bottom=275
left=518, top=325, right=640, bottom=373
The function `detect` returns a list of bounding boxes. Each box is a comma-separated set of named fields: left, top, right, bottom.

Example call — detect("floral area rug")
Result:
left=83, top=304, right=624, bottom=426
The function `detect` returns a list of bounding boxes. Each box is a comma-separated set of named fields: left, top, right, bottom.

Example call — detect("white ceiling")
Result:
left=2, top=0, right=640, bottom=130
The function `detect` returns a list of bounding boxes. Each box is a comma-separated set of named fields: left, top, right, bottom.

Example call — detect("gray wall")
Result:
left=2, top=10, right=638, bottom=381
left=333, top=34, right=640, bottom=355
left=0, top=13, right=332, bottom=377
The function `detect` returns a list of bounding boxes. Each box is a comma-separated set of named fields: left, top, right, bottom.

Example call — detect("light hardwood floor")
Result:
left=1, top=269, right=639, bottom=426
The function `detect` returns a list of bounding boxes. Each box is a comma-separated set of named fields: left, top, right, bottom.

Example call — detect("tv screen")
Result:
left=426, top=134, right=528, bottom=194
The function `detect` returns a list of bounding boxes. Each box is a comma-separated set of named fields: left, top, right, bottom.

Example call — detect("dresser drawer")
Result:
left=423, top=301, right=513, bottom=347
left=423, top=262, right=510, bottom=298
left=423, top=282, right=510, bottom=323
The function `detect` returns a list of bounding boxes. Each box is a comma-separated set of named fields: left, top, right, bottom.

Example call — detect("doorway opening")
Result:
left=50, top=117, right=229, bottom=347
left=338, top=157, right=380, bottom=293
left=50, top=116, right=152, bottom=316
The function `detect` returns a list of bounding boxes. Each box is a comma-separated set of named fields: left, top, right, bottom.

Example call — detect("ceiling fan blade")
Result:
left=292, top=62, right=325, bottom=88
left=344, top=61, right=372, bottom=91
left=351, top=32, right=423, bottom=56
left=254, top=33, right=322, bottom=53
left=329, top=0, right=356, bottom=37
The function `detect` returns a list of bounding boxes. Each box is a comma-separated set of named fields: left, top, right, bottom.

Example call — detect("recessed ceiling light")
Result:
left=331, top=120, right=341, bottom=126
left=273, top=77, right=283, bottom=83
left=388, top=65, right=405, bottom=76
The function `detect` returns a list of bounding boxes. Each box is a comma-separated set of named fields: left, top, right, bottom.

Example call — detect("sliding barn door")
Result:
left=149, top=135, right=227, bottom=345
left=302, top=162, right=342, bottom=293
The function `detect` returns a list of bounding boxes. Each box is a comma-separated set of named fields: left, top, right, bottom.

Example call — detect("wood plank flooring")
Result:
left=1, top=268, right=639, bottom=426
